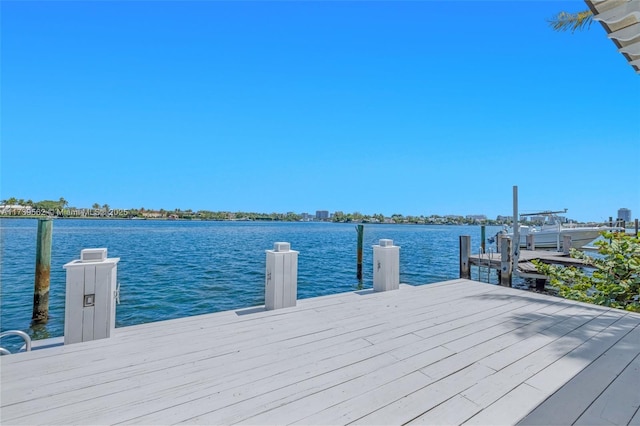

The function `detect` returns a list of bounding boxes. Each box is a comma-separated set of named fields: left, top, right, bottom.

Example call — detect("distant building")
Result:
left=618, top=208, right=632, bottom=222
left=315, top=210, right=329, bottom=220
left=142, top=212, right=164, bottom=219
left=301, top=212, right=310, bottom=221
left=466, top=215, right=487, bottom=222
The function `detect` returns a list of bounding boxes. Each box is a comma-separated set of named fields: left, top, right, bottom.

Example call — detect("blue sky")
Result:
left=2, top=1, right=639, bottom=222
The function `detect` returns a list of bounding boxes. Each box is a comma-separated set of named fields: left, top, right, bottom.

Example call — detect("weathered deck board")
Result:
left=518, top=324, right=640, bottom=425
left=573, top=353, right=640, bottom=425
left=2, top=279, right=639, bottom=426
left=469, top=249, right=592, bottom=277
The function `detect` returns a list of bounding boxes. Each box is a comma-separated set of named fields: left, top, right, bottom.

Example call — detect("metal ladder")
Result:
left=0, top=330, right=32, bottom=355
left=477, top=246, right=495, bottom=283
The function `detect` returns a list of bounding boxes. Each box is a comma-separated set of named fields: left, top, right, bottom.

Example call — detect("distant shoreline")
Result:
left=0, top=215, right=472, bottom=224
left=0, top=215, right=627, bottom=228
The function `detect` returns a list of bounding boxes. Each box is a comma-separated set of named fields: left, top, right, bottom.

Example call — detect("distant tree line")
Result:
left=1, top=196, right=590, bottom=225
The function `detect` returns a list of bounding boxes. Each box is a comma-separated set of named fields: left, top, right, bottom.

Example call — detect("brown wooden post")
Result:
left=500, top=237, right=512, bottom=287
left=32, top=218, right=53, bottom=324
left=356, top=224, right=364, bottom=282
left=562, top=235, right=572, bottom=254
left=526, top=234, right=535, bottom=251
left=635, top=218, right=638, bottom=236
left=480, top=225, right=486, bottom=254
left=459, top=235, right=471, bottom=279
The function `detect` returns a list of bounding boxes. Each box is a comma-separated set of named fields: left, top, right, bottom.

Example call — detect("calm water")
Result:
left=1, top=219, right=504, bottom=350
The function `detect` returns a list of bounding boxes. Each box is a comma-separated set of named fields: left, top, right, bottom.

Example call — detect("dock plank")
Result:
left=573, top=352, right=640, bottom=426
left=2, top=279, right=639, bottom=426
left=461, top=312, right=632, bottom=410
left=518, top=324, right=640, bottom=425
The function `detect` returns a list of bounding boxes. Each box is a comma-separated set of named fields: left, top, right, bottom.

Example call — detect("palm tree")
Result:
left=59, top=197, right=68, bottom=208
left=548, top=9, right=593, bottom=33
left=92, top=203, right=100, bottom=209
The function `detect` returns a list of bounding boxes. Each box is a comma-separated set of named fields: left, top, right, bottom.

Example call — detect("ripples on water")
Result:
left=1, top=219, right=504, bottom=350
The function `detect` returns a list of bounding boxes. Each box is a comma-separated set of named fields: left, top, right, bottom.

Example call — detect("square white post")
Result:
left=265, top=242, right=298, bottom=310
left=373, top=239, right=400, bottom=292
left=63, top=248, right=120, bottom=345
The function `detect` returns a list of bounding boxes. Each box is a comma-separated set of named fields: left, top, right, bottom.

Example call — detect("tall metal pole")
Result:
left=356, top=224, right=364, bottom=281
left=32, top=218, right=53, bottom=324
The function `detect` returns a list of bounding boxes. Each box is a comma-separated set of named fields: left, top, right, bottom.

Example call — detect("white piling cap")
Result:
left=379, top=239, right=394, bottom=247
left=80, top=248, right=108, bottom=263
left=273, top=242, right=291, bottom=252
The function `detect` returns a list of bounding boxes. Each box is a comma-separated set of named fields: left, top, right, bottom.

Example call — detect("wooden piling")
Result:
left=459, top=235, right=471, bottom=279
left=356, top=224, right=364, bottom=281
left=562, top=235, right=572, bottom=254
left=635, top=219, right=638, bottom=236
left=480, top=225, right=486, bottom=254
left=500, top=237, right=512, bottom=287
left=511, top=185, right=520, bottom=276
left=526, top=234, right=535, bottom=251
left=32, top=218, right=52, bottom=324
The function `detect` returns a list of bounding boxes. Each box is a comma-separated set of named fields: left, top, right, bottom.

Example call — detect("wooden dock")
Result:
left=2, top=279, right=639, bottom=425
left=468, top=249, right=591, bottom=279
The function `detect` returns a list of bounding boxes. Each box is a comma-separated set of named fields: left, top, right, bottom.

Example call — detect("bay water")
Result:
left=1, top=219, right=504, bottom=351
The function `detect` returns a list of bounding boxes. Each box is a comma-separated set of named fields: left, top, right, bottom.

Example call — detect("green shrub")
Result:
left=532, top=231, right=640, bottom=312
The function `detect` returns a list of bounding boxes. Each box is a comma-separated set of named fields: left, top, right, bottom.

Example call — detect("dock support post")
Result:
left=265, top=242, right=298, bottom=310
left=32, top=218, right=53, bottom=324
left=459, top=235, right=471, bottom=279
left=635, top=219, right=638, bottom=236
left=500, top=238, right=512, bottom=287
left=562, top=235, right=572, bottom=254
left=356, top=224, right=364, bottom=281
left=480, top=225, right=486, bottom=254
left=526, top=234, right=535, bottom=251
left=373, top=239, right=400, bottom=292
left=496, top=232, right=502, bottom=253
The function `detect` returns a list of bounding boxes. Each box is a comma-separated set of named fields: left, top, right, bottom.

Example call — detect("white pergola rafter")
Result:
left=586, top=0, right=640, bottom=74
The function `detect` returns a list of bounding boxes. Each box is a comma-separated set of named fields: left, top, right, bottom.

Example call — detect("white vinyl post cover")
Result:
left=265, top=242, right=299, bottom=310
left=373, top=239, right=400, bottom=292
left=63, top=249, right=120, bottom=345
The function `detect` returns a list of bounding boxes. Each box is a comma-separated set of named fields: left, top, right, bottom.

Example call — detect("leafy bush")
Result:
left=532, top=231, right=640, bottom=312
